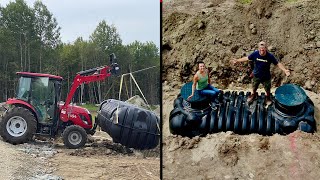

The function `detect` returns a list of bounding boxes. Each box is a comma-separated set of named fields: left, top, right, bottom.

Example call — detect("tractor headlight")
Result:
left=79, top=114, right=88, bottom=125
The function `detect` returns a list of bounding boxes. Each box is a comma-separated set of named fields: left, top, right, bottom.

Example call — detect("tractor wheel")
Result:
left=0, top=106, right=37, bottom=144
left=62, top=125, right=87, bottom=149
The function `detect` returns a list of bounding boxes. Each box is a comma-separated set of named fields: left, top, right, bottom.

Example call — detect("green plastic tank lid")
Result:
left=275, top=84, right=307, bottom=107
left=181, top=82, right=207, bottom=102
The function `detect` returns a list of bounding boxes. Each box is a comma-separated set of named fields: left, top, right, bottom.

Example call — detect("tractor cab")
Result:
left=14, top=72, right=62, bottom=125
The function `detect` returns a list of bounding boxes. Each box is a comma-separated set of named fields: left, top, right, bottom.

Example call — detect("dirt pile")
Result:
left=68, top=138, right=160, bottom=158
left=126, top=95, right=161, bottom=116
left=162, top=0, right=320, bottom=92
left=162, top=0, right=320, bottom=179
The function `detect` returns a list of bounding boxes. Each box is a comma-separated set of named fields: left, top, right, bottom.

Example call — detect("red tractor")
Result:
left=0, top=54, right=120, bottom=148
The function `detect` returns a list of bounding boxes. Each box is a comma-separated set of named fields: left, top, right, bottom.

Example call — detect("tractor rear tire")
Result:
left=62, top=125, right=87, bottom=149
left=0, top=106, right=37, bottom=144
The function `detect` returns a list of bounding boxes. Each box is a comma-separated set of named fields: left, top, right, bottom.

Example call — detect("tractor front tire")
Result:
left=0, top=107, right=37, bottom=144
left=62, top=125, right=87, bottom=149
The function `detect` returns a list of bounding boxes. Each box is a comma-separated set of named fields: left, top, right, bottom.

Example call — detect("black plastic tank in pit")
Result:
left=97, top=99, right=160, bottom=149
left=169, top=83, right=316, bottom=137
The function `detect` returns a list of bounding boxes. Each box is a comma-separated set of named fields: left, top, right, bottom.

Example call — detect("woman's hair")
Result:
left=197, top=61, right=205, bottom=65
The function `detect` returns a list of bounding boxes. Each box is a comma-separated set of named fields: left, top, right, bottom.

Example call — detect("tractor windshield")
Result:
left=31, top=77, right=49, bottom=105
left=16, top=77, right=31, bottom=101
left=30, top=77, right=50, bottom=123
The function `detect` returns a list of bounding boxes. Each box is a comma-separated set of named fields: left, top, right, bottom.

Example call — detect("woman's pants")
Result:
left=197, top=84, right=220, bottom=101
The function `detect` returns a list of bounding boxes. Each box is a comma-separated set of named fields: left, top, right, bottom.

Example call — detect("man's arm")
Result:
left=277, top=63, right=290, bottom=76
left=231, top=56, right=249, bottom=65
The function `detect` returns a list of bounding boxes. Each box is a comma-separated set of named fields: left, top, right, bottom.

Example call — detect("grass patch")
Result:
left=79, top=104, right=98, bottom=113
left=239, top=0, right=252, bottom=4
left=79, top=104, right=98, bottom=123
left=286, top=0, right=298, bottom=2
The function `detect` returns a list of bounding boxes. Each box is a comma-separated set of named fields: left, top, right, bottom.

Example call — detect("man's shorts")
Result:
left=252, top=77, right=271, bottom=92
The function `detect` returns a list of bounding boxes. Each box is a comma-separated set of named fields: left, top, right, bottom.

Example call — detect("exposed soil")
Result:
left=162, top=0, right=320, bottom=91
left=51, top=131, right=160, bottom=180
left=0, top=131, right=160, bottom=180
left=162, top=0, right=320, bottom=179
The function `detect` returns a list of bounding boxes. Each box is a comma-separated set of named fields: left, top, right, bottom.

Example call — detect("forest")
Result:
left=0, top=0, right=160, bottom=105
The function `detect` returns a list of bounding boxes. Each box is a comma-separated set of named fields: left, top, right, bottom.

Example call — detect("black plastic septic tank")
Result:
left=169, top=83, right=316, bottom=137
left=97, top=99, right=160, bottom=150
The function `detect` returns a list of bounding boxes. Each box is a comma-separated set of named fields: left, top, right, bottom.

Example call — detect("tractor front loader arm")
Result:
left=60, top=54, right=119, bottom=122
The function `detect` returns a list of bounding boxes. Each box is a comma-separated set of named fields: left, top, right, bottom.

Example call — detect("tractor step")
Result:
left=36, top=125, right=53, bottom=136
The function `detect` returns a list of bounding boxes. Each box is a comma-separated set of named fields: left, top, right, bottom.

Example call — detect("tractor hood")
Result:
left=59, top=103, right=92, bottom=129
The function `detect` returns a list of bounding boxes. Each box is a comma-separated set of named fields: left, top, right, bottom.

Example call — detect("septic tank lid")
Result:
left=275, top=84, right=307, bottom=107
left=181, top=82, right=207, bottom=102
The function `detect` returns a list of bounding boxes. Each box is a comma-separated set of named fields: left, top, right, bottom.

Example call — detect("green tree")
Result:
left=34, top=0, right=61, bottom=72
left=90, top=20, right=122, bottom=55
left=0, top=0, right=35, bottom=71
left=0, top=2, right=160, bottom=105
left=126, top=41, right=160, bottom=104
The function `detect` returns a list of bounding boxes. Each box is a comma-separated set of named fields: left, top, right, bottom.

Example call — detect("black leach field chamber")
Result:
left=169, top=83, right=316, bottom=137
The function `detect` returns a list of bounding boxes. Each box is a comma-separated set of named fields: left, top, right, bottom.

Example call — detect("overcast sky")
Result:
left=0, top=0, right=160, bottom=46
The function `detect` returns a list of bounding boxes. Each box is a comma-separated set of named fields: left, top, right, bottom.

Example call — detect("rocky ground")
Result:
left=162, top=0, right=320, bottom=179
left=0, top=130, right=160, bottom=180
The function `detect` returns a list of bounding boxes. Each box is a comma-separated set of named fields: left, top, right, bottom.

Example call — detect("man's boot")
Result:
left=265, top=92, right=272, bottom=105
left=247, top=92, right=257, bottom=104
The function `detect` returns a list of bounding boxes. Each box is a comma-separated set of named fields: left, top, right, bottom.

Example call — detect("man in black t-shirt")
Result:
left=231, top=41, right=290, bottom=105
